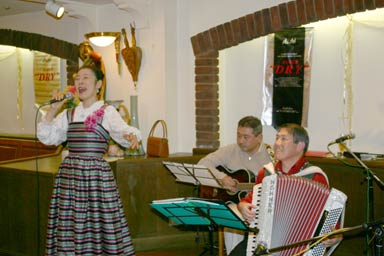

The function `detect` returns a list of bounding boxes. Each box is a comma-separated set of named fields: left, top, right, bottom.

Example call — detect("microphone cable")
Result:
left=34, top=104, right=45, bottom=256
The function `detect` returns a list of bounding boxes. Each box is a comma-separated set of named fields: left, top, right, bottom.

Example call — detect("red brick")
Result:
left=364, top=0, right=375, bottom=9
left=314, top=0, right=327, bottom=20
left=195, top=75, right=219, bottom=84
left=353, top=0, right=365, bottom=10
left=270, top=6, right=282, bottom=31
left=253, top=11, right=265, bottom=37
left=216, top=25, right=228, bottom=49
left=196, top=131, right=220, bottom=140
left=287, top=1, right=299, bottom=27
left=224, top=22, right=235, bottom=47
left=196, top=90, right=218, bottom=100
left=231, top=18, right=242, bottom=44
left=334, top=0, right=345, bottom=16
left=196, top=100, right=219, bottom=109
left=238, top=16, right=251, bottom=42
left=209, top=28, right=220, bottom=50
left=195, top=108, right=219, bottom=116
left=278, top=3, right=290, bottom=29
left=246, top=13, right=257, bottom=38
left=196, top=84, right=218, bottom=91
left=195, top=58, right=219, bottom=66
left=305, top=0, right=317, bottom=23
left=262, top=9, right=273, bottom=35
left=377, top=0, right=384, bottom=8
left=343, top=0, right=355, bottom=13
left=196, top=115, right=220, bottom=124
left=196, top=123, right=219, bottom=132
left=297, top=0, right=308, bottom=25
left=195, top=66, right=218, bottom=75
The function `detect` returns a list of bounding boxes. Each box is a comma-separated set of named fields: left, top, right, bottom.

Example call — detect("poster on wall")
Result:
left=261, top=27, right=314, bottom=128
left=33, top=51, right=61, bottom=105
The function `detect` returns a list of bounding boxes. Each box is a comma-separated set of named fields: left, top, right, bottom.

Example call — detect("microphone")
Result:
left=331, top=133, right=356, bottom=144
left=46, top=92, right=74, bottom=105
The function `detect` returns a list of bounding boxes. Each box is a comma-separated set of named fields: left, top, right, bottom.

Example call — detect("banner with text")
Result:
left=33, top=51, right=61, bottom=105
left=261, top=28, right=314, bottom=128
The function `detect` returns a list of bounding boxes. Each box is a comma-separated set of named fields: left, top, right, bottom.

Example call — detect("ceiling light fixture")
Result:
left=45, top=0, right=65, bottom=19
left=85, top=32, right=120, bottom=47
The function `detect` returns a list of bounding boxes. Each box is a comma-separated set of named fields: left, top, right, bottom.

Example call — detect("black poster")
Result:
left=271, top=28, right=307, bottom=128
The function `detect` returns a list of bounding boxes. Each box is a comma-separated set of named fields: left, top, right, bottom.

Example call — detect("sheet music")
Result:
left=163, top=161, right=222, bottom=188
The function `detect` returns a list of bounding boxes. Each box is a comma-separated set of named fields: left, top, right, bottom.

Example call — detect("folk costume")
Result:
left=38, top=101, right=140, bottom=255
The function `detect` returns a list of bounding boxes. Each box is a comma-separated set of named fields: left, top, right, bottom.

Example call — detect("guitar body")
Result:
left=199, top=166, right=256, bottom=203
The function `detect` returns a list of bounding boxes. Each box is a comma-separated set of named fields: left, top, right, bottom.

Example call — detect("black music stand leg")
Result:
left=199, top=225, right=217, bottom=256
left=374, top=224, right=383, bottom=256
left=367, top=171, right=375, bottom=256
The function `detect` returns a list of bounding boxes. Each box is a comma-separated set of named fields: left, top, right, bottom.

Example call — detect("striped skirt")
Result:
left=45, top=155, right=135, bottom=255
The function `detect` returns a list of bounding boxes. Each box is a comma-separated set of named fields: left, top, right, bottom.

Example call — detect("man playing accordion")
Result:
left=229, top=123, right=343, bottom=256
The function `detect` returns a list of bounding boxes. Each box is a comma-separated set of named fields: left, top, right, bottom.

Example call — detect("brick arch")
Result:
left=191, top=0, right=384, bottom=151
left=0, top=29, right=79, bottom=85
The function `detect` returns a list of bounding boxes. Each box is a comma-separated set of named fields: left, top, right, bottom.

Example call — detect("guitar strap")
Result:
left=263, top=162, right=329, bottom=185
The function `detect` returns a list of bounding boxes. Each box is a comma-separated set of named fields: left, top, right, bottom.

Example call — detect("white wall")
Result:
left=0, top=0, right=383, bottom=155
left=219, top=10, right=384, bottom=154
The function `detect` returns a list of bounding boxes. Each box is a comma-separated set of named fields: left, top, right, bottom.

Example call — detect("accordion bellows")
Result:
left=247, top=175, right=347, bottom=256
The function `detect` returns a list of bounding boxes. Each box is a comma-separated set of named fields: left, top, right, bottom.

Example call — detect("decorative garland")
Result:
left=16, top=48, right=23, bottom=120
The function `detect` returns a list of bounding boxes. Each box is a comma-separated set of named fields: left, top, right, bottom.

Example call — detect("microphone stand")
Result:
left=252, top=219, right=384, bottom=256
left=329, top=141, right=384, bottom=256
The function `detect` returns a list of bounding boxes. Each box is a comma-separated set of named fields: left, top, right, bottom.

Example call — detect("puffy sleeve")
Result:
left=102, top=105, right=142, bottom=148
left=37, top=109, right=68, bottom=146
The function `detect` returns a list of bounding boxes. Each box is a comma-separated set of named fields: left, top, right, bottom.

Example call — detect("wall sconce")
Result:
left=85, top=32, right=120, bottom=47
left=45, top=0, right=65, bottom=19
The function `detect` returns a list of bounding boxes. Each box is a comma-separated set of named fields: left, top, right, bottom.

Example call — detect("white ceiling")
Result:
left=0, top=0, right=115, bottom=17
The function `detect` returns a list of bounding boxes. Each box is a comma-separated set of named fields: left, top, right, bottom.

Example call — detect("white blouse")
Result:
left=37, top=101, right=142, bottom=148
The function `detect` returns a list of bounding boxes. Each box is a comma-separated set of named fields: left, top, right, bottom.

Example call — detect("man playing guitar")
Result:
left=197, top=116, right=274, bottom=254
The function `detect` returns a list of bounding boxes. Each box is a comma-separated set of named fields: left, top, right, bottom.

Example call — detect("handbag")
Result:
left=146, top=120, right=169, bottom=157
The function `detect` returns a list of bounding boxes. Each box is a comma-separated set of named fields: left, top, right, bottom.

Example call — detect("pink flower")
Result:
left=85, top=108, right=105, bottom=131
left=66, top=85, right=76, bottom=95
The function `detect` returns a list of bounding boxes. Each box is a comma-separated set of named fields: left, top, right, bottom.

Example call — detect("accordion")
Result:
left=247, top=175, right=347, bottom=256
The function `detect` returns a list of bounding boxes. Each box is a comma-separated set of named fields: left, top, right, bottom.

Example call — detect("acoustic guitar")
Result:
left=199, top=166, right=256, bottom=203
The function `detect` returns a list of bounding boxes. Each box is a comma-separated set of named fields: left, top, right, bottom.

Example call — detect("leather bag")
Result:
left=147, top=120, right=169, bottom=157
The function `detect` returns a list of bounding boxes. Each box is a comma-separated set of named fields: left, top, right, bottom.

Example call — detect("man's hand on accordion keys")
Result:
left=237, top=201, right=257, bottom=224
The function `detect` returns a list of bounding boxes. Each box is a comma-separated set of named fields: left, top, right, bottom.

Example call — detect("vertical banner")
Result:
left=33, top=51, right=61, bottom=105
left=262, top=28, right=314, bottom=128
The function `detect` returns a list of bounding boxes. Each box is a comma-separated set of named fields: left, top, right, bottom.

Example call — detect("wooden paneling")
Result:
left=114, top=154, right=204, bottom=250
left=307, top=156, right=384, bottom=256
left=0, top=136, right=60, bottom=162
left=0, top=158, right=56, bottom=256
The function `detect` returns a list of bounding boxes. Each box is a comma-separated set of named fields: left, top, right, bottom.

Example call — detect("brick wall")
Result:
left=191, top=0, right=384, bottom=151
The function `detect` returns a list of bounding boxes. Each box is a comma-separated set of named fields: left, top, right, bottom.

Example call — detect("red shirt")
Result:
left=241, top=156, right=328, bottom=204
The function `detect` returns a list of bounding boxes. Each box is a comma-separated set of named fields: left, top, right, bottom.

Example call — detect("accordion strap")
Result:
left=263, top=162, right=329, bottom=185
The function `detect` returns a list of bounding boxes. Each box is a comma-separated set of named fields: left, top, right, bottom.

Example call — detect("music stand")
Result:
left=150, top=197, right=250, bottom=256
left=163, top=161, right=222, bottom=190
left=162, top=161, right=227, bottom=254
